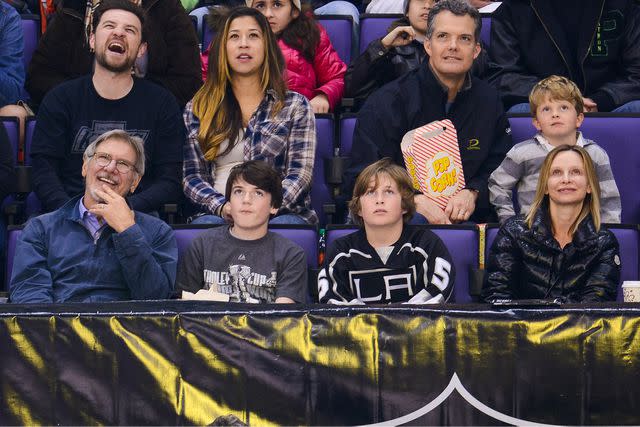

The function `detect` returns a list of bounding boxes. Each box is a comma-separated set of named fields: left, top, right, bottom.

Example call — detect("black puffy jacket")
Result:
left=487, top=0, right=640, bottom=111
left=483, top=209, right=620, bottom=303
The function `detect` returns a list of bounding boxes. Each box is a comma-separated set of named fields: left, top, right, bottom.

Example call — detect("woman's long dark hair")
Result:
left=192, top=7, right=286, bottom=161
left=279, top=3, right=320, bottom=63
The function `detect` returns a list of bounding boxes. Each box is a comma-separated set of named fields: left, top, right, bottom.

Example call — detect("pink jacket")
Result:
left=279, top=24, right=346, bottom=111
left=200, top=24, right=346, bottom=110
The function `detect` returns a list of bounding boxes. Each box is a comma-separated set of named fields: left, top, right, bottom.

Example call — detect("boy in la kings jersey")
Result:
left=318, top=158, right=455, bottom=304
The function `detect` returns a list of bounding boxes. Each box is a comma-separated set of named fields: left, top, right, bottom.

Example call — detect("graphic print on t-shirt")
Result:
left=72, top=121, right=151, bottom=153
left=203, top=265, right=278, bottom=303
left=348, top=266, right=418, bottom=303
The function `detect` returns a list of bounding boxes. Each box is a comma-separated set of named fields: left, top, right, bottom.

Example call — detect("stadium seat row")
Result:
left=189, top=8, right=494, bottom=63
left=5, top=223, right=638, bottom=301
left=19, top=11, right=493, bottom=82
left=3, top=114, right=640, bottom=226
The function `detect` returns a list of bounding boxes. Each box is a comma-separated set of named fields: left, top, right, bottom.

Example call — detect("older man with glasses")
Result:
left=10, top=129, right=177, bottom=304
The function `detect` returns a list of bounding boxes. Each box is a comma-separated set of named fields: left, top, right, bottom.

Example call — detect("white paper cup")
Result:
left=622, top=281, right=640, bottom=302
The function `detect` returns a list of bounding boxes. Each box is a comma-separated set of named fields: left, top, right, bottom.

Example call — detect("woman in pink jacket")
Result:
left=246, top=0, right=346, bottom=113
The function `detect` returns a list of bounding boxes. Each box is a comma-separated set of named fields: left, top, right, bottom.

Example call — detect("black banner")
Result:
left=0, top=301, right=639, bottom=425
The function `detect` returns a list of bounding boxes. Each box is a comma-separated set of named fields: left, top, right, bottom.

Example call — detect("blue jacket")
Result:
left=10, top=197, right=178, bottom=303
left=0, top=1, right=25, bottom=107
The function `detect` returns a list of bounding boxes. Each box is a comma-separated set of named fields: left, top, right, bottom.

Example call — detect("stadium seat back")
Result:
left=338, top=114, right=357, bottom=156
left=269, top=225, right=319, bottom=268
left=189, top=6, right=210, bottom=51
left=480, top=15, right=491, bottom=47
left=316, top=15, right=352, bottom=64
left=1, top=117, right=19, bottom=161
left=358, top=14, right=400, bottom=54
left=24, top=117, right=36, bottom=165
left=312, top=114, right=335, bottom=226
left=21, top=15, right=40, bottom=70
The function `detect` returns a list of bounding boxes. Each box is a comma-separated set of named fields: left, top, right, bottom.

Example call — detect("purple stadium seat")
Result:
left=508, top=114, right=640, bottom=224
left=316, top=15, right=352, bottom=65
left=359, top=13, right=400, bottom=54
left=173, top=224, right=318, bottom=268
left=24, top=117, right=35, bottom=165
left=269, top=225, right=319, bottom=268
left=1, top=117, right=19, bottom=161
left=173, top=225, right=211, bottom=261
left=480, top=15, right=491, bottom=47
left=312, top=114, right=335, bottom=225
left=203, top=24, right=214, bottom=54
left=325, top=224, right=479, bottom=303
left=5, top=227, right=22, bottom=291
left=338, top=114, right=357, bottom=156
left=23, top=118, right=40, bottom=217
left=189, top=6, right=210, bottom=52
left=485, top=223, right=639, bottom=302
left=21, top=15, right=39, bottom=70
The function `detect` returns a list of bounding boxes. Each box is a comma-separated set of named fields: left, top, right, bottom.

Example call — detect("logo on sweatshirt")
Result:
left=467, top=139, right=480, bottom=150
left=71, top=121, right=150, bottom=153
left=238, top=254, right=246, bottom=261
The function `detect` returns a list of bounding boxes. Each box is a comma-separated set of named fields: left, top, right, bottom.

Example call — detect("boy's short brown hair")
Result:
left=225, top=160, right=283, bottom=209
left=529, top=75, right=584, bottom=117
left=349, top=158, right=416, bottom=226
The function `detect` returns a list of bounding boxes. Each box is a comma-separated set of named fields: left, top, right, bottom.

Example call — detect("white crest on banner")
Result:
left=361, top=373, right=559, bottom=427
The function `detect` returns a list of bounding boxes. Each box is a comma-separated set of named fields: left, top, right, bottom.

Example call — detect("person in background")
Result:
left=483, top=145, right=620, bottom=303
left=26, top=0, right=201, bottom=108
left=0, top=0, right=31, bottom=149
left=489, top=75, right=621, bottom=224
left=247, top=0, right=346, bottom=113
left=488, top=0, right=640, bottom=113
left=345, top=0, right=434, bottom=104
left=178, top=161, right=307, bottom=303
left=184, top=7, right=316, bottom=225
left=319, top=158, right=455, bottom=305
left=10, top=129, right=177, bottom=303
left=30, top=0, right=185, bottom=214
left=0, top=125, right=16, bottom=285
left=345, top=0, right=487, bottom=105
left=344, top=0, right=511, bottom=224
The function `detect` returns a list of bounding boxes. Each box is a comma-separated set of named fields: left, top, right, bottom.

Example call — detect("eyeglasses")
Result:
left=91, top=152, right=137, bottom=174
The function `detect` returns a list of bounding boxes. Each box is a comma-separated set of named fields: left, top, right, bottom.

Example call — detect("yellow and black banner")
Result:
left=0, top=301, right=639, bottom=425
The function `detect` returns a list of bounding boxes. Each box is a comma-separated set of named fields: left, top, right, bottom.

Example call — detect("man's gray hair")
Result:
left=426, top=0, right=481, bottom=43
left=83, top=129, right=146, bottom=176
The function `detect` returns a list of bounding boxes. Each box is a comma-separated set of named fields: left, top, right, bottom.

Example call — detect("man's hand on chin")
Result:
left=89, top=185, right=135, bottom=233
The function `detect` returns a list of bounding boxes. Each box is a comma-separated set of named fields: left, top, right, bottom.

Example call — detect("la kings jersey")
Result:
left=318, top=226, right=455, bottom=304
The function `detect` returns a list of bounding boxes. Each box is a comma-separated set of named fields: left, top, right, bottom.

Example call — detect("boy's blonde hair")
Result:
left=529, top=75, right=585, bottom=117
left=349, top=158, right=416, bottom=226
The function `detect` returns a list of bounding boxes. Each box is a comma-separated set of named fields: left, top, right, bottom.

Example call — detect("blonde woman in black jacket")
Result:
left=483, top=145, right=621, bottom=303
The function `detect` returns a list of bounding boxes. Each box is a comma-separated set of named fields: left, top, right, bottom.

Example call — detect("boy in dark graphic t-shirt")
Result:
left=177, top=161, right=307, bottom=303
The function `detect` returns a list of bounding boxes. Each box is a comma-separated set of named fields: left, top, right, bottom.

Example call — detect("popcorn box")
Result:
left=401, top=119, right=465, bottom=210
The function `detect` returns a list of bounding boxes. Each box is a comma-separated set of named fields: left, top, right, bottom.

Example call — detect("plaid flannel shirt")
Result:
left=183, top=90, right=318, bottom=224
